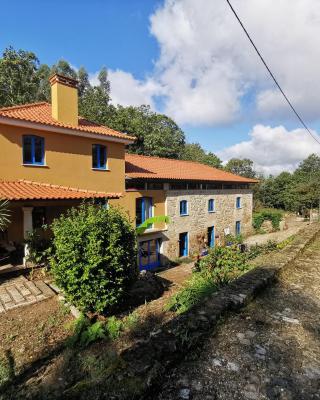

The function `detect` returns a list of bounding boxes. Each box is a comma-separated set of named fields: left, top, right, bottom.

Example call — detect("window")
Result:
left=170, top=182, right=188, bottom=190
left=188, top=182, right=201, bottom=190
left=92, top=144, right=107, bottom=169
left=208, top=199, right=215, bottom=212
left=146, top=182, right=164, bottom=190
left=126, top=180, right=145, bottom=191
left=236, top=196, right=241, bottom=209
left=235, top=221, right=241, bottom=236
left=136, top=197, right=153, bottom=226
left=180, top=200, right=188, bottom=216
left=23, top=135, right=45, bottom=165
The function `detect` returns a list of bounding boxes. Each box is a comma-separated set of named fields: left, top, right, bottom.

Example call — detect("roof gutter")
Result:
left=0, top=116, right=135, bottom=145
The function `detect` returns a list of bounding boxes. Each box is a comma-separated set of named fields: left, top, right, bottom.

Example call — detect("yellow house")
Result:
left=0, top=74, right=135, bottom=264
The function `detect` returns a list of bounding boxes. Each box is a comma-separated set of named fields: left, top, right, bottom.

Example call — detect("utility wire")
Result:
left=225, top=0, right=320, bottom=146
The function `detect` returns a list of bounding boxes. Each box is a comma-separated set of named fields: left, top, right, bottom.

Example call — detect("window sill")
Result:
left=92, top=168, right=111, bottom=172
left=180, top=214, right=189, bottom=217
left=208, top=211, right=216, bottom=213
left=236, top=207, right=242, bottom=210
left=22, top=164, right=48, bottom=168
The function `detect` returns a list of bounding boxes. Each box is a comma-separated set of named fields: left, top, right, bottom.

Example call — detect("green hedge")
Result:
left=166, top=245, right=249, bottom=314
left=50, top=203, right=138, bottom=314
left=253, top=209, right=283, bottom=231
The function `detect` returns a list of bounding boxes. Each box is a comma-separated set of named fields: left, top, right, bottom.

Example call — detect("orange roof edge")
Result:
left=0, top=180, right=122, bottom=201
left=125, top=153, right=258, bottom=184
left=0, top=102, right=136, bottom=143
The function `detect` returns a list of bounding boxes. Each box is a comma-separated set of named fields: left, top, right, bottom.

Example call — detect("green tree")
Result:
left=79, top=67, right=113, bottom=123
left=0, top=47, right=40, bottom=107
left=50, top=203, right=138, bottom=314
left=109, top=105, right=185, bottom=158
left=50, top=59, right=77, bottom=79
left=181, top=143, right=222, bottom=168
left=77, top=66, right=91, bottom=97
left=35, top=64, right=51, bottom=101
left=225, top=158, right=256, bottom=178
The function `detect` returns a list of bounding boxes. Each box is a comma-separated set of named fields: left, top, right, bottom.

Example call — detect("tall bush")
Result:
left=253, top=209, right=283, bottom=231
left=50, top=203, right=138, bottom=314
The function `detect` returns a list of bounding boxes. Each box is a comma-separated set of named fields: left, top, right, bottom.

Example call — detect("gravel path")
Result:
left=244, top=216, right=308, bottom=247
left=152, top=235, right=320, bottom=400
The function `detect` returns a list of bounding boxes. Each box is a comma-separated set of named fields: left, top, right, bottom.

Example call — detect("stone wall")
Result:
left=162, top=189, right=253, bottom=260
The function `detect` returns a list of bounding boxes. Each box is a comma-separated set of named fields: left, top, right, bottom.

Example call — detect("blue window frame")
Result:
left=139, top=238, right=162, bottom=270
left=136, top=197, right=153, bottom=227
left=208, top=226, right=215, bottom=247
left=180, top=200, right=188, bottom=216
left=236, top=196, right=241, bottom=209
left=23, top=135, right=45, bottom=165
left=236, top=221, right=241, bottom=236
left=92, top=144, right=107, bottom=169
left=179, top=232, right=188, bottom=257
left=208, top=199, right=215, bottom=212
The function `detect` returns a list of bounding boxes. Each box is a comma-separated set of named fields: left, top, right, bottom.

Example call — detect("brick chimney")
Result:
left=49, top=74, right=78, bottom=126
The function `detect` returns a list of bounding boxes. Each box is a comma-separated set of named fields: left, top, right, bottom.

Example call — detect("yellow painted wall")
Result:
left=51, top=82, right=78, bottom=126
left=113, top=190, right=166, bottom=230
left=0, top=123, right=125, bottom=193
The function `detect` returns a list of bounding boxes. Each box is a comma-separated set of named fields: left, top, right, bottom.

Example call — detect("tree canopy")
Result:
left=225, top=158, right=257, bottom=178
left=181, top=143, right=222, bottom=168
left=255, top=154, right=320, bottom=213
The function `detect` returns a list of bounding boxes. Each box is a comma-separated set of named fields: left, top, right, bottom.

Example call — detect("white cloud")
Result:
left=149, top=0, right=320, bottom=125
left=89, top=0, right=320, bottom=126
left=218, top=125, right=320, bottom=176
left=89, top=70, right=162, bottom=108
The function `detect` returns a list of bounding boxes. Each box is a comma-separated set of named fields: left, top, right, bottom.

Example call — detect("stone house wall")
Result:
left=162, top=189, right=253, bottom=260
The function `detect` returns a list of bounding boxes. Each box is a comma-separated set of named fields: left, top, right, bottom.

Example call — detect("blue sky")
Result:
left=1, top=0, right=320, bottom=173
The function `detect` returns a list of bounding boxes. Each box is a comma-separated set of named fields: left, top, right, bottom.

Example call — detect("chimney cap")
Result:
left=49, top=73, right=78, bottom=89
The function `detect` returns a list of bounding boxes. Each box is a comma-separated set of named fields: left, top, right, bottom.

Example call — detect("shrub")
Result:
left=168, top=246, right=250, bottom=314
left=25, top=227, right=51, bottom=266
left=50, top=203, right=138, bottom=314
left=195, top=245, right=248, bottom=275
left=246, top=240, right=278, bottom=260
left=165, top=272, right=218, bottom=314
left=105, top=316, right=123, bottom=340
left=253, top=209, right=283, bottom=231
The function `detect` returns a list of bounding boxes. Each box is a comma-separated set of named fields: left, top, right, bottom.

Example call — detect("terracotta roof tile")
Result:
left=0, top=102, right=135, bottom=142
left=125, top=153, right=258, bottom=183
left=0, top=180, right=121, bottom=201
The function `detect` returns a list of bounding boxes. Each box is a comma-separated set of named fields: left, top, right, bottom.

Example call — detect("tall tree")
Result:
left=50, top=59, right=77, bottom=79
left=225, top=158, right=256, bottom=178
left=79, top=67, right=113, bottom=122
left=0, top=47, right=40, bottom=106
left=108, top=105, right=185, bottom=159
left=35, top=64, right=51, bottom=101
left=77, top=67, right=91, bottom=97
left=181, top=143, right=222, bottom=168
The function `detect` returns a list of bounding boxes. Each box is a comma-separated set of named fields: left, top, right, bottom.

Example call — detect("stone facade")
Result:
left=162, top=189, right=253, bottom=260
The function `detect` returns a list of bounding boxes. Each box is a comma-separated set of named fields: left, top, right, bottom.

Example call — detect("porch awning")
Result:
left=0, top=180, right=122, bottom=201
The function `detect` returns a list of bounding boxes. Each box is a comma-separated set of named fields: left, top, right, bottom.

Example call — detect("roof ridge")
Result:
left=0, top=102, right=49, bottom=112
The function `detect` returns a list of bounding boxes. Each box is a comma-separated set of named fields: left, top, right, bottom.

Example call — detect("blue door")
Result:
left=208, top=226, right=215, bottom=247
left=139, top=238, right=161, bottom=270
left=236, top=221, right=241, bottom=236
left=179, top=232, right=188, bottom=257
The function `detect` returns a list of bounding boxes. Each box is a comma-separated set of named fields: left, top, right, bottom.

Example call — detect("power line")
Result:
left=225, top=0, right=320, bottom=146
